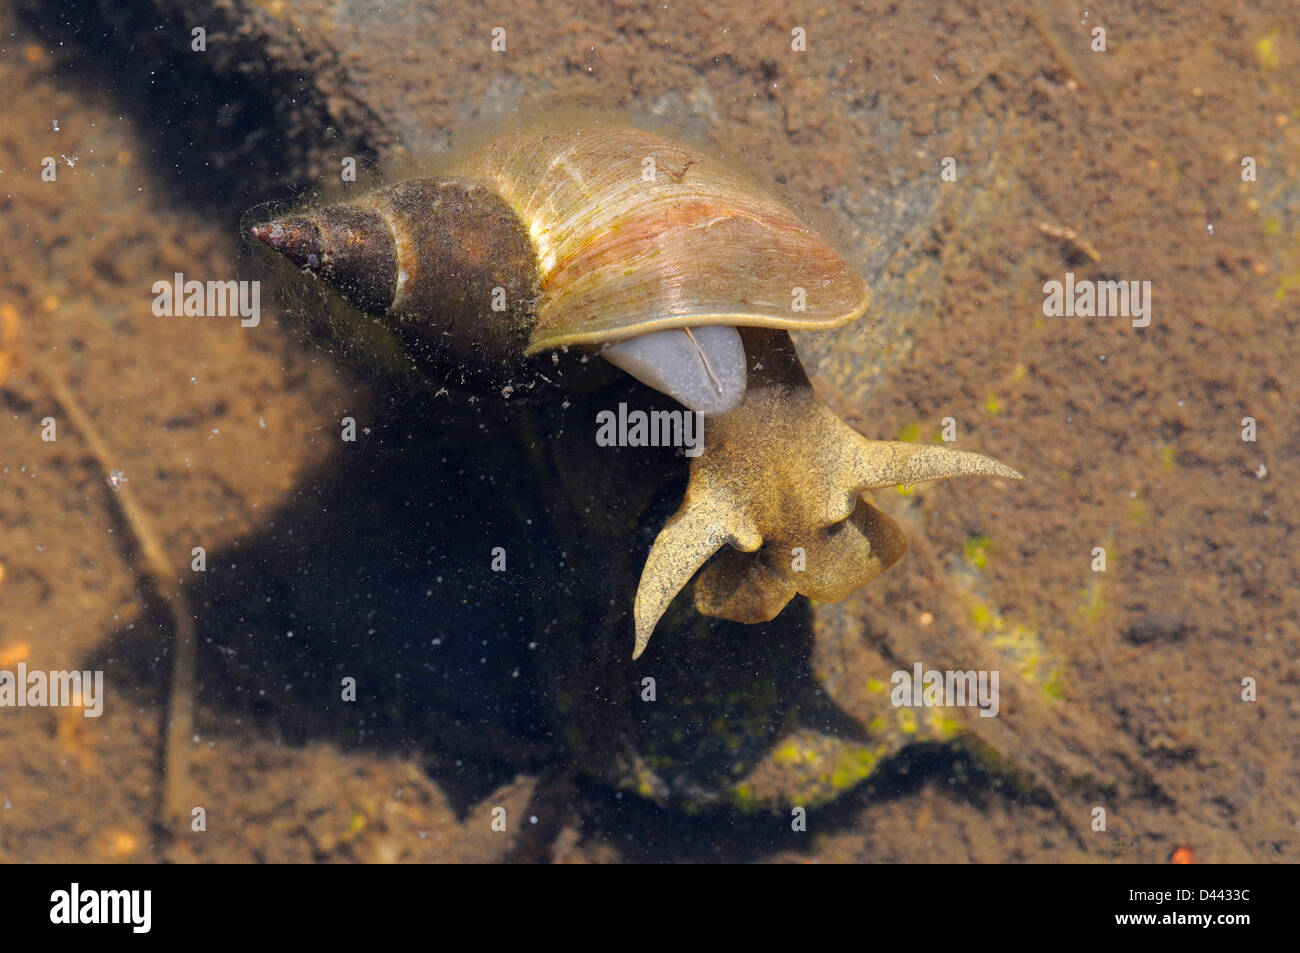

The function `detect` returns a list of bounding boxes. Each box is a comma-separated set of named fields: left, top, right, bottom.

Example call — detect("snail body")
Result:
left=252, top=123, right=869, bottom=414
left=252, top=121, right=1021, bottom=658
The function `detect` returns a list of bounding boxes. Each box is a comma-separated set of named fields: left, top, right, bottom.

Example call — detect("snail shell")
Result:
left=251, top=123, right=870, bottom=415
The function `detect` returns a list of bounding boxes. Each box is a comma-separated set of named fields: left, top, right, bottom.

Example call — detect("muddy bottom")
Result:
left=0, top=1, right=1296, bottom=863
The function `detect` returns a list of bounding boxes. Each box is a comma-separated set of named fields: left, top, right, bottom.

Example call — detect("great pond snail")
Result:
left=250, top=121, right=1021, bottom=659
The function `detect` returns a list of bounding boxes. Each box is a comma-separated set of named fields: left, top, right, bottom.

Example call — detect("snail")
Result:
left=250, top=121, right=1021, bottom=658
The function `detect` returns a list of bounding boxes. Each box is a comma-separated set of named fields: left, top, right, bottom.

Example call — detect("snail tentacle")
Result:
left=632, top=498, right=759, bottom=659
left=846, top=439, right=1025, bottom=492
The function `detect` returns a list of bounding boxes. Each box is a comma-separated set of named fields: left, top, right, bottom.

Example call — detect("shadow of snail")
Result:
left=247, top=121, right=1021, bottom=811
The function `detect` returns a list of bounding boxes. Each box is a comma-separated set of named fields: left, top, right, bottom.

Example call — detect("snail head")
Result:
left=631, top=331, right=1022, bottom=658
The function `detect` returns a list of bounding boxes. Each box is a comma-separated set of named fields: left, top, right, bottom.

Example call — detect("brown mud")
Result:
left=0, top=1, right=1297, bottom=862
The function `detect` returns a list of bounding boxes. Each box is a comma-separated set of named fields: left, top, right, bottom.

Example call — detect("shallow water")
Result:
left=0, top=0, right=1297, bottom=863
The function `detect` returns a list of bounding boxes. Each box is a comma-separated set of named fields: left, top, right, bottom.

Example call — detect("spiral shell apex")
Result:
left=251, top=178, right=542, bottom=392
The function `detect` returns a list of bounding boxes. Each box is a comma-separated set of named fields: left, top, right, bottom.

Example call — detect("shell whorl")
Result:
left=454, top=124, right=871, bottom=354
left=372, top=179, right=539, bottom=382
left=253, top=178, right=542, bottom=390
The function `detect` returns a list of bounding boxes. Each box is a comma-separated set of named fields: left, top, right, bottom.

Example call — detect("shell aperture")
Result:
left=600, top=325, right=747, bottom=416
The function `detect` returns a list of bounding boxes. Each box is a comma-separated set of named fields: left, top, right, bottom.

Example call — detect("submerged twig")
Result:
left=32, top=360, right=196, bottom=838
left=1037, top=220, right=1102, bottom=263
